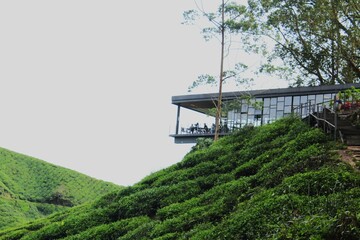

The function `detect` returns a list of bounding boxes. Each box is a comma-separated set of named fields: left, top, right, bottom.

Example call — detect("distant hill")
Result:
left=1, top=116, right=360, bottom=239
left=0, top=147, right=122, bottom=230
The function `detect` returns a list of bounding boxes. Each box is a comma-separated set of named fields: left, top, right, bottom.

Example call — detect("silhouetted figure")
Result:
left=335, top=93, right=343, bottom=111
left=190, top=124, right=195, bottom=133
left=195, top=123, right=199, bottom=133
left=204, top=123, right=209, bottom=133
left=223, top=123, right=229, bottom=133
left=211, top=123, right=216, bottom=133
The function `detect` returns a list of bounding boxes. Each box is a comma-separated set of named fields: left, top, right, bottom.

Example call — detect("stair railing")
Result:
left=292, top=98, right=343, bottom=143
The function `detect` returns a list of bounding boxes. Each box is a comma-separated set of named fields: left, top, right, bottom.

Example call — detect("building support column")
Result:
left=175, top=105, right=181, bottom=135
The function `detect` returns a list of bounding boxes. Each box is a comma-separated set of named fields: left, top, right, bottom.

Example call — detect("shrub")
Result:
left=190, top=137, right=213, bottom=153
left=325, top=211, right=360, bottom=240
left=2, top=116, right=360, bottom=239
left=279, top=168, right=360, bottom=196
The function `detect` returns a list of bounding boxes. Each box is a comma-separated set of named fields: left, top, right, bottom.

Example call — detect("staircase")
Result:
left=339, top=126, right=360, bottom=146
left=316, top=108, right=360, bottom=146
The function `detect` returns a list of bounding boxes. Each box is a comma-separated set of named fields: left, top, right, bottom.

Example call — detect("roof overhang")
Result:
left=172, top=83, right=360, bottom=113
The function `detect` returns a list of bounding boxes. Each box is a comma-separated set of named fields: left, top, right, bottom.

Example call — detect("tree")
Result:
left=183, top=0, right=251, bottom=141
left=226, top=0, right=360, bottom=86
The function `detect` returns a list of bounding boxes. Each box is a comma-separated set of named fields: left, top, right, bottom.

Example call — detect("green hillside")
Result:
left=1, top=116, right=360, bottom=239
left=0, top=147, right=122, bottom=230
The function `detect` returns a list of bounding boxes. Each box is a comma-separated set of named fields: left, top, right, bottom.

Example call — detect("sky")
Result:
left=0, top=1, right=288, bottom=186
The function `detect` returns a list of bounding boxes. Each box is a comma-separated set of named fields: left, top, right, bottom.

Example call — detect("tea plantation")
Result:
left=0, top=147, right=122, bottom=230
left=1, top=116, right=359, bottom=239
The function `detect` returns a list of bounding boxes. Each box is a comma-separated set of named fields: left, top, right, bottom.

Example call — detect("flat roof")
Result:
left=172, top=83, right=360, bottom=113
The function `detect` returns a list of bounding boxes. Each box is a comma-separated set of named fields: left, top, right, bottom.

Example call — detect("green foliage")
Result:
left=2, top=116, right=360, bottom=239
left=184, top=1, right=253, bottom=94
left=187, top=67, right=252, bottom=93
left=227, top=0, right=360, bottom=85
left=336, top=87, right=360, bottom=127
left=339, top=86, right=360, bottom=102
left=279, top=168, right=360, bottom=196
left=62, top=217, right=150, bottom=240
left=190, top=137, right=213, bottom=153
left=0, top=147, right=122, bottom=230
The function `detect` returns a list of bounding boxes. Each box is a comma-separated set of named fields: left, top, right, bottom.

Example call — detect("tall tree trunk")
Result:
left=214, top=0, right=225, bottom=141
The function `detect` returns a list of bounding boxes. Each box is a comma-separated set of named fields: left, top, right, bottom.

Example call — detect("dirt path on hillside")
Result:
left=337, top=146, right=360, bottom=172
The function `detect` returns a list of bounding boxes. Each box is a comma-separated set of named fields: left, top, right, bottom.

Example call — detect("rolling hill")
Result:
left=0, top=147, right=122, bottom=230
left=1, top=116, right=359, bottom=239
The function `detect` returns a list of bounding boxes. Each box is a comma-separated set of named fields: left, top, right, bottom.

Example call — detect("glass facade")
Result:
left=172, top=83, right=360, bottom=143
left=227, top=93, right=337, bottom=128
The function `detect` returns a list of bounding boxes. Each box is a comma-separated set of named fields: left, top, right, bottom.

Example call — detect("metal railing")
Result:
left=292, top=98, right=344, bottom=143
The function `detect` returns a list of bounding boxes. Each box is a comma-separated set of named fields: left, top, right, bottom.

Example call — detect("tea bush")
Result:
left=1, top=116, right=360, bottom=239
left=0, top=147, right=122, bottom=230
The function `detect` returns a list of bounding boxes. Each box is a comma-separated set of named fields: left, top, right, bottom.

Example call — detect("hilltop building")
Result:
left=170, top=83, right=360, bottom=144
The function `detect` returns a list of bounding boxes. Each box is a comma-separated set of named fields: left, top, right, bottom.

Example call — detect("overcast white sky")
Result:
left=0, top=1, right=287, bottom=186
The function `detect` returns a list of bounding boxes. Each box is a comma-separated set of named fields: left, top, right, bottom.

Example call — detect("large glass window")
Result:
left=270, top=108, right=276, bottom=119
left=277, top=101, right=284, bottom=110
left=248, top=106, right=255, bottom=115
left=263, top=107, right=270, bottom=115
left=270, top=98, right=277, bottom=105
left=254, top=98, right=263, bottom=113
left=247, top=115, right=254, bottom=125
left=277, top=97, right=284, bottom=110
left=262, top=115, right=270, bottom=124
left=276, top=110, right=284, bottom=119
left=323, top=94, right=332, bottom=107
left=300, top=95, right=308, bottom=104
left=241, top=114, right=247, bottom=125
left=285, top=96, right=292, bottom=106
left=316, top=94, right=324, bottom=104
left=219, top=88, right=347, bottom=130
left=293, top=96, right=300, bottom=105
left=324, top=94, right=332, bottom=101
left=263, top=98, right=270, bottom=107
left=308, top=95, right=315, bottom=101
left=228, top=110, right=235, bottom=120
left=227, top=109, right=243, bottom=130
left=241, top=103, right=248, bottom=113
left=284, top=106, right=292, bottom=114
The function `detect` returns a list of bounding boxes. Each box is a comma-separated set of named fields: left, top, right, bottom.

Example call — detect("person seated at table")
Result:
left=204, top=123, right=209, bottom=133
left=195, top=123, right=199, bottom=133
left=190, top=124, right=195, bottom=133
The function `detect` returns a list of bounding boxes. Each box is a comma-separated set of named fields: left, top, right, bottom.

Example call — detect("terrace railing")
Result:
left=292, top=98, right=343, bottom=143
